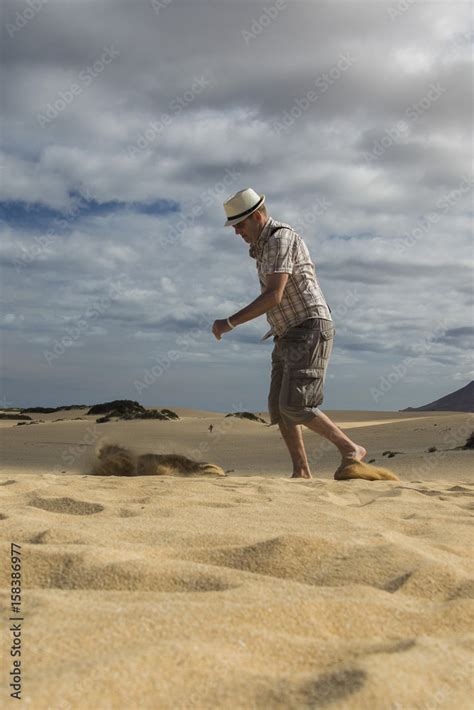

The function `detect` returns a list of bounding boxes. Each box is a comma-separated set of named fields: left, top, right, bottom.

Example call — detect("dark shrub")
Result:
left=463, top=432, right=474, bottom=450
left=0, top=413, right=32, bottom=420
left=225, top=411, right=266, bottom=423
left=88, top=400, right=145, bottom=416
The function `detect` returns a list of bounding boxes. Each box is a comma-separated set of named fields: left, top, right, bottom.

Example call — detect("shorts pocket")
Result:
left=288, top=367, right=324, bottom=408
left=284, top=329, right=310, bottom=342
left=320, top=328, right=334, bottom=340
left=316, top=327, right=334, bottom=362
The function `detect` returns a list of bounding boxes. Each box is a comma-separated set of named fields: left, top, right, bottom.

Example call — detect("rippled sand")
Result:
left=0, top=409, right=473, bottom=708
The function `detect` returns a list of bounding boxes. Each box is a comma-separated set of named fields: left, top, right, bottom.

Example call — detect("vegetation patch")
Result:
left=462, top=432, right=474, bottom=450
left=0, top=413, right=32, bottom=421
left=21, top=405, right=89, bottom=413
left=90, top=400, right=180, bottom=422
left=225, top=411, right=267, bottom=423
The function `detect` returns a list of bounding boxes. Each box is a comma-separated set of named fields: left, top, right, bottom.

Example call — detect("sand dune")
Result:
left=0, top=410, right=473, bottom=708
left=1, top=409, right=473, bottom=480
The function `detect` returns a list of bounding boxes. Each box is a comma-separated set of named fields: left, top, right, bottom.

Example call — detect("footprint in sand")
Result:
left=241, top=662, right=366, bottom=706
left=448, top=579, right=474, bottom=600
left=348, top=487, right=403, bottom=507
left=383, top=571, right=413, bottom=593
left=29, top=531, right=52, bottom=544
left=447, top=485, right=474, bottom=496
left=118, top=509, right=143, bottom=518
left=26, top=549, right=238, bottom=592
left=296, top=668, right=366, bottom=707
left=29, top=496, right=104, bottom=515
left=364, top=638, right=416, bottom=655
left=413, top=488, right=443, bottom=497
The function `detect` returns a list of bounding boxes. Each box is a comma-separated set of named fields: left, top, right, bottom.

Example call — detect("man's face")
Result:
left=232, top=213, right=262, bottom=245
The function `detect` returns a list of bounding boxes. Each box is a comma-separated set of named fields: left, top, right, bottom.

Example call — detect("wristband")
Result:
left=226, top=317, right=235, bottom=329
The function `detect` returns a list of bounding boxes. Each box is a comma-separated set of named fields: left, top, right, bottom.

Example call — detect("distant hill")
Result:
left=402, top=381, right=474, bottom=412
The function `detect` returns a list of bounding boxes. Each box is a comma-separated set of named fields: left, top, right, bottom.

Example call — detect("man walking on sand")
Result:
left=212, top=188, right=366, bottom=479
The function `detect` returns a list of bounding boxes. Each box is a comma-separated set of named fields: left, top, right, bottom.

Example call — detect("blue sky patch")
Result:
left=0, top=196, right=180, bottom=232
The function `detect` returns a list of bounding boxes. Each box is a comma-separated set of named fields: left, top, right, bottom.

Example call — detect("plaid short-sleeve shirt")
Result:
left=250, top=217, right=332, bottom=339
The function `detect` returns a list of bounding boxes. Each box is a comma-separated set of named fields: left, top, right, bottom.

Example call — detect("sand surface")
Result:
left=1, top=408, right=473, bottom=480
left=1, top=409, right=473, bottom=708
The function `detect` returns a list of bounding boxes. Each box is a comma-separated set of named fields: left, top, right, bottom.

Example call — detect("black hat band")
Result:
left=227, top=196, right=264, bottom=222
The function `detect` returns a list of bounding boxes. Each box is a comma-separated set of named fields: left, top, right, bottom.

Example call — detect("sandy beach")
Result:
left=1, top=408, right=473, bottom=708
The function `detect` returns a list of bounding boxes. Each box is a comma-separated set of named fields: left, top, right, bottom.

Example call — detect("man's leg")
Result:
left=278, top=417, right=312, bottom=479
left=269, top=338, right=310, bottom=477
left=303, top=410, right=367, bottom=461
left=279, top=322, right=366, bottom=474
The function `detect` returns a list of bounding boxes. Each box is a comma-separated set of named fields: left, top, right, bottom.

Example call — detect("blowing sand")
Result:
left=1, top=408, right=473, bottom=709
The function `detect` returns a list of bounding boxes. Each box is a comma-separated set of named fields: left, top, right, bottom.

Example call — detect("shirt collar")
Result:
left=249, top=217, right=274, bottom=260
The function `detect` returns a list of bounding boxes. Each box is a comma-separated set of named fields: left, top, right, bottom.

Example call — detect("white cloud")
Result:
left=1, top=0, right=472, bottom=410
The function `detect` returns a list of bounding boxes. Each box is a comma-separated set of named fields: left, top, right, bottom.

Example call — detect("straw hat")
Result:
left=223, top=188, right=265, bottom=227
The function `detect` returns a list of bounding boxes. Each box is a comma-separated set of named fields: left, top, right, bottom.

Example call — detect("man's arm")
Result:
left=228, top=272, right=289, bottom=327
left=212, top=272, right=289, bottom=341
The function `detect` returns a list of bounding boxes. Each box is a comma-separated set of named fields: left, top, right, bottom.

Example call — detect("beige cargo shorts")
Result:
left=268, top=318, right=335, bottom=425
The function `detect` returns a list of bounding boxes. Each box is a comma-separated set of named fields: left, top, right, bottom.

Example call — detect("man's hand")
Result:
left=211, top=275, right=289, bottom=341
left=212, top=319, right=233, bottom=341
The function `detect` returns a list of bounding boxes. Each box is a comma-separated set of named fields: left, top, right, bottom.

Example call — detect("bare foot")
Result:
left=341, top=445, right=367, bottom=463
left=290, top=471, right=312, bottom=479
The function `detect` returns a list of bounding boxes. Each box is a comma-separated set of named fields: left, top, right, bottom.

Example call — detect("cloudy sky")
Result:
left=1, top=0, right=472, bottom=412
